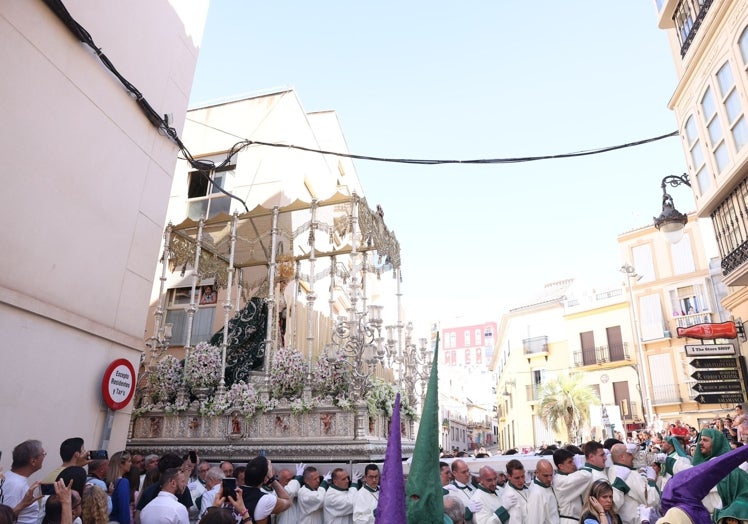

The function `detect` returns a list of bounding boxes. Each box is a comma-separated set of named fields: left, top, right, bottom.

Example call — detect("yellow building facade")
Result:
left=618, top=214, right=733, bottom=428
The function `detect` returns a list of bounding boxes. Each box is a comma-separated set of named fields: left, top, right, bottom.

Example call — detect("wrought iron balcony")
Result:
left=573, top=343, right=631, bottom=367
left=713, top=176, right=748, bottom=281
left=673, top=0, right=713, bottom=57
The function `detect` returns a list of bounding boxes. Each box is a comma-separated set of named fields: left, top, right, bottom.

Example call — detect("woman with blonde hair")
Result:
left=81, top=485, right=109, bottom=524
left=580, top=480, right=622, bottom=524
left=105, top=451, right=132, bottom=524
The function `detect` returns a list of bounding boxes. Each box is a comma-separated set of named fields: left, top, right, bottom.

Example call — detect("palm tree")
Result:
left=538, top=373, right=599, bottom=444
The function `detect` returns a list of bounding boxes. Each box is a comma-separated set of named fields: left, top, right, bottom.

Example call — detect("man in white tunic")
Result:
left=276, top=467, right=301, bottom=524
left=581, top=441, right=609, bottom=482
left=495, top=459, right=528, bottom=524
left=470, top=466, right=503, bottom=524
left=607, top=443, right=660, bottom=524
left=526, top=459, right=559, bottom=524
left=352, top=464, right=379, bottom=524
left=443, top=459, right=482, bottom=521
left=551, top=448, right=591, bottom=524
left=323, top=468, right=360, bottom=523
left=297, top=466, right=325, bottom=524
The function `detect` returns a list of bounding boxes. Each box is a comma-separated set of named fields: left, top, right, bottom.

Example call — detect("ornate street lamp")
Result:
left=653, top=173, right=691, bottom=244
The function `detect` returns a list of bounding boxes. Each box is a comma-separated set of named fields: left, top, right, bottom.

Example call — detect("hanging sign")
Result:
left=684, top=343, right=736, bottom=357
left=677, top=321, right=737, bottom=339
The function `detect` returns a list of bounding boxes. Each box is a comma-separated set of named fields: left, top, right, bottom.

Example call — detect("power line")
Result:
left=189, top=117, right=679, bottom=166
left=43, top=0, right=680, bottom=216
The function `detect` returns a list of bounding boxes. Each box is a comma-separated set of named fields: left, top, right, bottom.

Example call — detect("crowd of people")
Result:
left=3, top=407, right=748, bottom=524
left=0, top=438, right=382, bottom=524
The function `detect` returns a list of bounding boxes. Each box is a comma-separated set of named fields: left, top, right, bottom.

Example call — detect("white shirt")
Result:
left=277, top=479, right=300, bottom=524
left=498, top=484, right=528, bottom=524
left=552, top=469, right=591, bottom=523
left=352, top=485, right=379, bottom=524
left=197, top=484, right=220, bottom=519
left=140, top=491, right=190, bottom=524
left=2, top=470, right=39, bottom=524
left=323, top=485, right=358, bottom=524
left=526, top=480, right=559, bottom=524
left=470, top=485, right=503, bottom=524
left=297, top=485, right=325, bottom=524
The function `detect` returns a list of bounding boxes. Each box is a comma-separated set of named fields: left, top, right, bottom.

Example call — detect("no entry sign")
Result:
left=101, top=359, right=136, bottom=410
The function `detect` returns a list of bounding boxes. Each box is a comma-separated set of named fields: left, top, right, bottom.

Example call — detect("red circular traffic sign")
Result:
left=101, top=359, right=137, bottom=410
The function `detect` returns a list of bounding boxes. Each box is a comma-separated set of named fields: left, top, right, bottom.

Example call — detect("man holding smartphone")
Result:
left=43, top=438, right=89, bottom=483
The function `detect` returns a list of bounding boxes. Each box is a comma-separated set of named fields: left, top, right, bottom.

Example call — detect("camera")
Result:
left=89, top=450, right=108, bottom=460
left=41, top=484, right=56, bottom=496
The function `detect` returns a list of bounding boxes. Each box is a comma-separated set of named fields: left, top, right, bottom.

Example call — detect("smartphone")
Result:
left=40, top=484, right=56, bottom=496
left=89, top=450, right=108, bottom=460
left=222, top=478, right=237, bottom=497
left=189, top=450, right=197, bottom=463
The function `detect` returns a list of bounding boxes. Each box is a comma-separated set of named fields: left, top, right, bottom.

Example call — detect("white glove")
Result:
left=295, top=463, right=306, bottom=476
left=638, top=504, right=652, bottom=523
left=324, top=471, right=332, bottom=483
left=467, top=499, right=483, bottom=513
left=573, top=454, right=586, bottom=469
left=604, top=449, right=611, bottom=459
left=644, top=466, right=656, bottom=481
left=654, top=453, right=667, bottom=463
left=352, top=470, right=363, bottom=483
left=626, top=443, right=640, bottom=454
left=613, top=465, right=631, bottom=481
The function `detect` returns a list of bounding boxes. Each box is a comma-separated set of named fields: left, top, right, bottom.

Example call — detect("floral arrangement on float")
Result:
left=183, top=342, right=222, bottom=397
left=134, top=343, right=417, bottom=421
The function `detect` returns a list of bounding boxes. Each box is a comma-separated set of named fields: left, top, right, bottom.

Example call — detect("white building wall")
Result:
left=0, top=0, right=207, bottom=476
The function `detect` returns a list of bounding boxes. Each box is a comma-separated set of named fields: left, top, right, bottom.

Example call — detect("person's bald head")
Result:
left=277, top=469, right=294, bottom=486
left=534, top=459, right=553, bottom=486
left=478, top=466, right=498, bottom=492
left=610, top=443, right=634, bottom=467
left=451, top=459, right=471, bottom=484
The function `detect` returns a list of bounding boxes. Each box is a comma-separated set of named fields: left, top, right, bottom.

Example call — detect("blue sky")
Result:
left=189, top=1, right=690, bottom=333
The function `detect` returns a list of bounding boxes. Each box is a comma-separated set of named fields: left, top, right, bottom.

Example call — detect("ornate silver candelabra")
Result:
left=326, top=304, right=386, bottom=400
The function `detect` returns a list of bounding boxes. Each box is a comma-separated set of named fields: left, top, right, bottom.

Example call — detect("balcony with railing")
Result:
left=526, top=384, right=542, bottom=402
left=523, top=335, right=548, bottom=356
left=573, top=343, right=631, bottom=367
left=673, top=0, right=713, bottom=56
left=673, top=312, right=712, bottom=328
left=652, top=383, right=683, bottom=405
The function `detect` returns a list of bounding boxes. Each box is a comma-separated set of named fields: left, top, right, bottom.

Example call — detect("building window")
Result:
left=712, top=178, right=748, bottom=274
left=685, top=115, right=711, bottom=195
left=464, top=330, right=471, bottom=346
left=450, top=332, right=457, bottom=348
left=716, top=62, right=748, bottom=152
left=670, top=233, right=696, bottom=275
left=484, top=327, right=493, bottom=338
left=631, top=244, right=656, bottom=282
left=669, top=284, right=711, bottom=316
left=476, top=348, right=482, bottom=365
left=187, top=164, right=233, bottom=220
left=701, top=86, right=730, bottom=174
left=443, top=332, right=450, bottom=349
left=475, top=328, right=481, bottom=346
left=465, top=348, right=471, bottom=365
left=740, top=26, right=748, bottom=65
left=639, top=294, right=665, bottom=341
left=164, top=287, right=216, bottom=346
